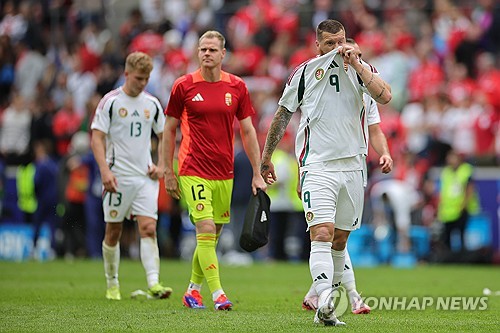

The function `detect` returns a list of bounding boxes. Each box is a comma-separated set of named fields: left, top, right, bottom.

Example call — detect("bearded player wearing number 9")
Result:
left=261, top=19, right=391, bottom=326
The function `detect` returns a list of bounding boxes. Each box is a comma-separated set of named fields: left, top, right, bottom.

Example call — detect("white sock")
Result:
left=187, top=282, right=202, bottom=293
left=348, top=289, right=362, bottom=306
left=331, top=248, right=346, bottom=287
left=212, top=289, right=225, bottom=301
left=305, top=282, right=317, bottom=298
left=310, top=241, right=333, bottom=301
left=341, top=249, right=356, bottom=291
left=341, top=250, right=361, bottom=306
left=102, top=241, right=120, bottom=289
left=140, top=237, right=160, bottom=288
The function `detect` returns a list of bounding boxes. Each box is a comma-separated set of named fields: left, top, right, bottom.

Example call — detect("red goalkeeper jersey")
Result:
left=165, top=69, right=255, bottom=180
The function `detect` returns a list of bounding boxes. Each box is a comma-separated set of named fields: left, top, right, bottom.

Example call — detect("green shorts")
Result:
left=179, top=176, right=233, bottom=224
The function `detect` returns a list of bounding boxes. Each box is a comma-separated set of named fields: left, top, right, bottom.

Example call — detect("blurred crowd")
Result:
left=0, top=0, right=499, bottom=261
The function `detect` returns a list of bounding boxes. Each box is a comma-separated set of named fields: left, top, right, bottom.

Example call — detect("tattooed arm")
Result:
left=260, top=105, right=294, bottom=185
left=339, top=45, right=392, bottom=104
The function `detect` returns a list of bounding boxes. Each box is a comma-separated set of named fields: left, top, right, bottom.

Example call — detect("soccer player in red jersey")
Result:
left=162, top=30, right=267, bottom=310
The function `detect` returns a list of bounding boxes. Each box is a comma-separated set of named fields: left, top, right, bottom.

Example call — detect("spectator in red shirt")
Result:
left=407, top=38, right=445, bottom=102
left=472, top=91, right=499, bottom=163
left=288, top=32, right=317, bottom=69
left=476, top=52, right=500, bottom=112
left=224, top=33, right=266, bottom=77
left=52, top=94, right=82, bottom=158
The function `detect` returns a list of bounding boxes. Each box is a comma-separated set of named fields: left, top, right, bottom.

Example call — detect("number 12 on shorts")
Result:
left=191, top=184, right=206, bottom=201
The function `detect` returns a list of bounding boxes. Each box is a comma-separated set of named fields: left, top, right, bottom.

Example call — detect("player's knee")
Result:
left=104, top=236, right=119, bottom=247
left=332, top=239, right=347, bottom=251
left=332, top=229, right=350, bottom=250
left=142, top=225, right=157, bottom=238
left=310, top=224, right=334, bottom=242
left=195, top=219, right=217, bottom=234
left=137, top=221, right=156, bottom=238
left=105, top=224, right=122, bottom=244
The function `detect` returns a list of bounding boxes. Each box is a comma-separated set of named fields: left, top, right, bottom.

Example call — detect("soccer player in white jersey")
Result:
left=91, top=52, right=172, bottom=301
left=261, top=20, right=392, bottom=326
left=302, top=38, right=393, bottom=315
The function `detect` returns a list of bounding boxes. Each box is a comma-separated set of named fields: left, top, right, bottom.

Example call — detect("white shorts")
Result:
left=102, top=175, right=159, bottom=222
left=300, top=169, right=364, bottom=231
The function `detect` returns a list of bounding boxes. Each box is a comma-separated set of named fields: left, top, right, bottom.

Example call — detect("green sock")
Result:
left=197, top=233, right=222, bottom=293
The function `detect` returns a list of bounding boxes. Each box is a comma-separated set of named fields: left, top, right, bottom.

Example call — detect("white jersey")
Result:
left=279, top=48, right=375, bottom=169
left=91, top=87, right=165, bottom=177
left=364, top=94, right=381, bottom=155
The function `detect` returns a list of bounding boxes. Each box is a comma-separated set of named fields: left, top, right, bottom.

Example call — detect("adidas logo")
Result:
left=132, top=110, right=140, bottom=117
left=328, top=59, right=340, bottom=69
left=314, top=273, right=328, bottom=282
left=260, top=211, right=267, bottom=223
left=205, top=263, right=217, bottom=270
left=352, top=218, right=359, bottom=227
left=191, top=93, right=204, bottom=102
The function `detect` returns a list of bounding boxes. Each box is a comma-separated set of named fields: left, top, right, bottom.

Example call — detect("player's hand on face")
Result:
left=380, top=155, right=393, bottom=174
left=339, top=44, right=357, bottom=65
left=164, top=173, right=181, bottom=200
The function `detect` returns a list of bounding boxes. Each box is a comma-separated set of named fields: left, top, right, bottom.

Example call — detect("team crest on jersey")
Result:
left=110, top=210, right=118, bottom=218
left=225, top=93, right=232, bottom=106
left=315, top=68, right=325, bottom=80
left=144, top=109, right=150, bottom=119
left=306, top=211, right=314, bottom=222
left=196, top=203, right=204, bottom=211
left=119, top=108, right=128, bottom=117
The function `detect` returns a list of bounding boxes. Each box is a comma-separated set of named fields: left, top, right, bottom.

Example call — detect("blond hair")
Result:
left=125, top=52, right=153, bottom=73
left=199, top=30, right=226, bottom=49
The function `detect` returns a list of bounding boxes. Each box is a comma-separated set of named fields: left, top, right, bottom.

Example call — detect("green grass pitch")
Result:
left=1, top=259, right=499, bottom=332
